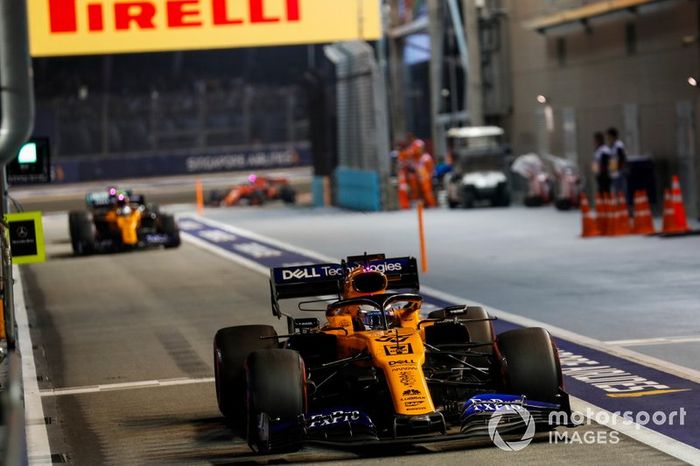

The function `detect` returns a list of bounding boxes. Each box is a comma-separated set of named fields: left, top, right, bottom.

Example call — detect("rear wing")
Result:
left=86, top=189, right=143, bottom=208
left=270, top=255, right=420, bottom=317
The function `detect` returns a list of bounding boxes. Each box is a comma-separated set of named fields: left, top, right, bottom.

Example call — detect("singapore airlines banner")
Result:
left=28, top=0, right=382, bottom=57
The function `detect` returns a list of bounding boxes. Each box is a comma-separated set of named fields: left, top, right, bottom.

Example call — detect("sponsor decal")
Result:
left=398, top=371, right=417, bottom=387
left=186, top=150, right=299, bottom=172
left=199, top=230, right=237, bottom=243
left=282, top=267, right=322, bottom=280
left=308, top=410, right=361, bottom=428
left=559, top=351, right=678, bottom=395
left=356, top=262, right=404, bottom=273
left=402, top=389, right=421, bottom=396
left=293, top=318, right=319, bottom=334
left=29, top=0, right=381, bottom=57
left=375, top=335, right=410, bottom=343
left=233, top=242, right=282, bottom=258
left=384, top=343, right=413, bottom=356
left=388, top=359, right=415, bottom=366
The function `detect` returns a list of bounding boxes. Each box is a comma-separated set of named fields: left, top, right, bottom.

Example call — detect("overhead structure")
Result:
left=523, top=0, right=672, bottom=33
left=27, top=0, right=382, bottom=56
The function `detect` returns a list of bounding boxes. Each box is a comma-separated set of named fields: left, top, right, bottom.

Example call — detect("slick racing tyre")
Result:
left=493, top=184, right=511, bottom=207
left=426, top=306, right=494, bottom=366
left=213, top=325, right=278, bottom=426
left=68, top=211, right=96, bottom=256
left=497, top=327, right=561, bottom=403
left=278, top=185, right=297, bottom=204
left=246, top=349, right=306, bottom=453
left=159, top=214, right=181, bottom=249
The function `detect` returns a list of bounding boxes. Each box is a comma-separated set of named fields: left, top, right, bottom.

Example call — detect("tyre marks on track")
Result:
left=156, top=329, right=212, bottom=378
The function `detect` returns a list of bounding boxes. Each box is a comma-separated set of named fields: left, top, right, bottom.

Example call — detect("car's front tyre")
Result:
left=246, top=349, right=306, bottom=453
left=497, top=327, right=562, bottom=403
left=213, top=325, right=278, bottom=427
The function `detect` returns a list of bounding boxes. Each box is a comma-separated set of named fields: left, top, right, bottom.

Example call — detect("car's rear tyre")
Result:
left=159, top=214, right=181, bottom=248
left=246, top=349, right=306, bottom=453
left=497, top=327, right=561, bottom=403
left=462, top=187, right=475, bottom=209
left=278, top=185, right=297, bottom=204
left=214, top=325, right=278, bottom=426
left=68, top=211, right=96, bottom=256
left=427, top=306, right=494, bottom=365
left=493, top=184, right=511, bottom=207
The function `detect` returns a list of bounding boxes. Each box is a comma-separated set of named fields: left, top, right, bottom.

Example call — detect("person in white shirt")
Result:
left=592, top=132, right=612, bottom=194
left=606, top=127, right=627, bottom=197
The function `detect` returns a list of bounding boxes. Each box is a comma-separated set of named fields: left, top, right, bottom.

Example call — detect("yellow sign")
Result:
left=4, top=212, right=46, bottom=265
left=28, top=0, right=382, bottom=57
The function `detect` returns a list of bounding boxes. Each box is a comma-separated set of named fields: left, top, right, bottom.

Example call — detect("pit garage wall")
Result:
left=503, top=0, right=700, bottom=216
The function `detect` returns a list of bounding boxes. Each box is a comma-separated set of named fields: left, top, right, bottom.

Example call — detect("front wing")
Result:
left=254, top=392, right=574, bottom=451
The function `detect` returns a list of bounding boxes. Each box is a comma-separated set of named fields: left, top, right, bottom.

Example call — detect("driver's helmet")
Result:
left=115, top=190, right=129, bottom=207
left=360, top=308, right=398, bottom=330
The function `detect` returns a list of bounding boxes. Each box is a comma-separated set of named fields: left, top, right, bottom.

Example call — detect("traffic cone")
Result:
left=608, top=193, right=620, bottom=236
left=662, top=189, right=684, bottom=234
left=599, top=194, right=609, bottom=236
left=580, top=193, right=600, bottom=238
left=616, top=192, right=631, bottom=235
left=594, top=194, right=605, bottom=235
left=632, top=190, right=656, bottom=235
left=670, top=175, right=690, bottom=232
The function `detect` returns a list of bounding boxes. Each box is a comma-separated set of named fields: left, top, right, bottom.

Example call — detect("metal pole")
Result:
left=428, top=0, right=446, bottom=159
left=0, top=0, right=35, bottom=351
left=388, top=0, right=407, bottom=143
left=463, top=0, right=485, bottom=126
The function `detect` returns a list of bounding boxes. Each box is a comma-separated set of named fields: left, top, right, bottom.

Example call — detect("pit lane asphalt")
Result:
left=18, top=213, right=683, bottom=465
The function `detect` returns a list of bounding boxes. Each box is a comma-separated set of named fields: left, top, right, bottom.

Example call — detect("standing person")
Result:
left=592, top=132, right=612, bottom=194
left=606, top=127, right=628, bottom=197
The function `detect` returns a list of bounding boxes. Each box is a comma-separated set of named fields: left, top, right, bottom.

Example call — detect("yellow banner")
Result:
left=28, top=0, right=382, bottom=57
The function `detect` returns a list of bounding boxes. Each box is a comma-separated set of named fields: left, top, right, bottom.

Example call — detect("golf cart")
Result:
left=445, top=126, right=511, bottom=208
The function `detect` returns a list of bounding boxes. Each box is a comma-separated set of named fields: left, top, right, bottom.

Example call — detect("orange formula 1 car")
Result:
left=208, top=174, right=296, bottom=207
left=213, top=254, right=573, bottom=453
left=68, top=187, right=180, bottom=255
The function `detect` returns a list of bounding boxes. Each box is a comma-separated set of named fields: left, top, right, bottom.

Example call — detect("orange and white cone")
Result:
left=580, top=193, right=600, bottom=238
left=662, top=189, right=684, bottom=234
left=595, top=194, right=605, bottom=235
left=608, top=193, right=620, bottom=236
left=599, top=194, right=609, bottom=236
left=616, top=192, right=631, bottom=235
left=632, top=190, right=656, bottom=235
left=671, top=175, right=690, bottom=232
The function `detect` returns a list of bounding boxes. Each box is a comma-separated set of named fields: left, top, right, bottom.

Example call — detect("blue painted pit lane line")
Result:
left=177, top=215, right=699, bottom=457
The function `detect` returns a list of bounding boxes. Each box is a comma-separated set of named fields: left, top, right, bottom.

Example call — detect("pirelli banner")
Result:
left=28, top=0, right=382, bottom=57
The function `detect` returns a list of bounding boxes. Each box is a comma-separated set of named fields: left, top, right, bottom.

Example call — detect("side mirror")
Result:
left=427, top=305, right=467, bottom=320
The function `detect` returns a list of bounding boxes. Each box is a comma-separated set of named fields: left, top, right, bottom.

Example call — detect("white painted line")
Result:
left=40, top=377, right=215, bottom=397
left=569, top=396, right=700, bottom=464
left=605, top=336, right=700, bottom=347
left=14, top=265, right=53, bottom=466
